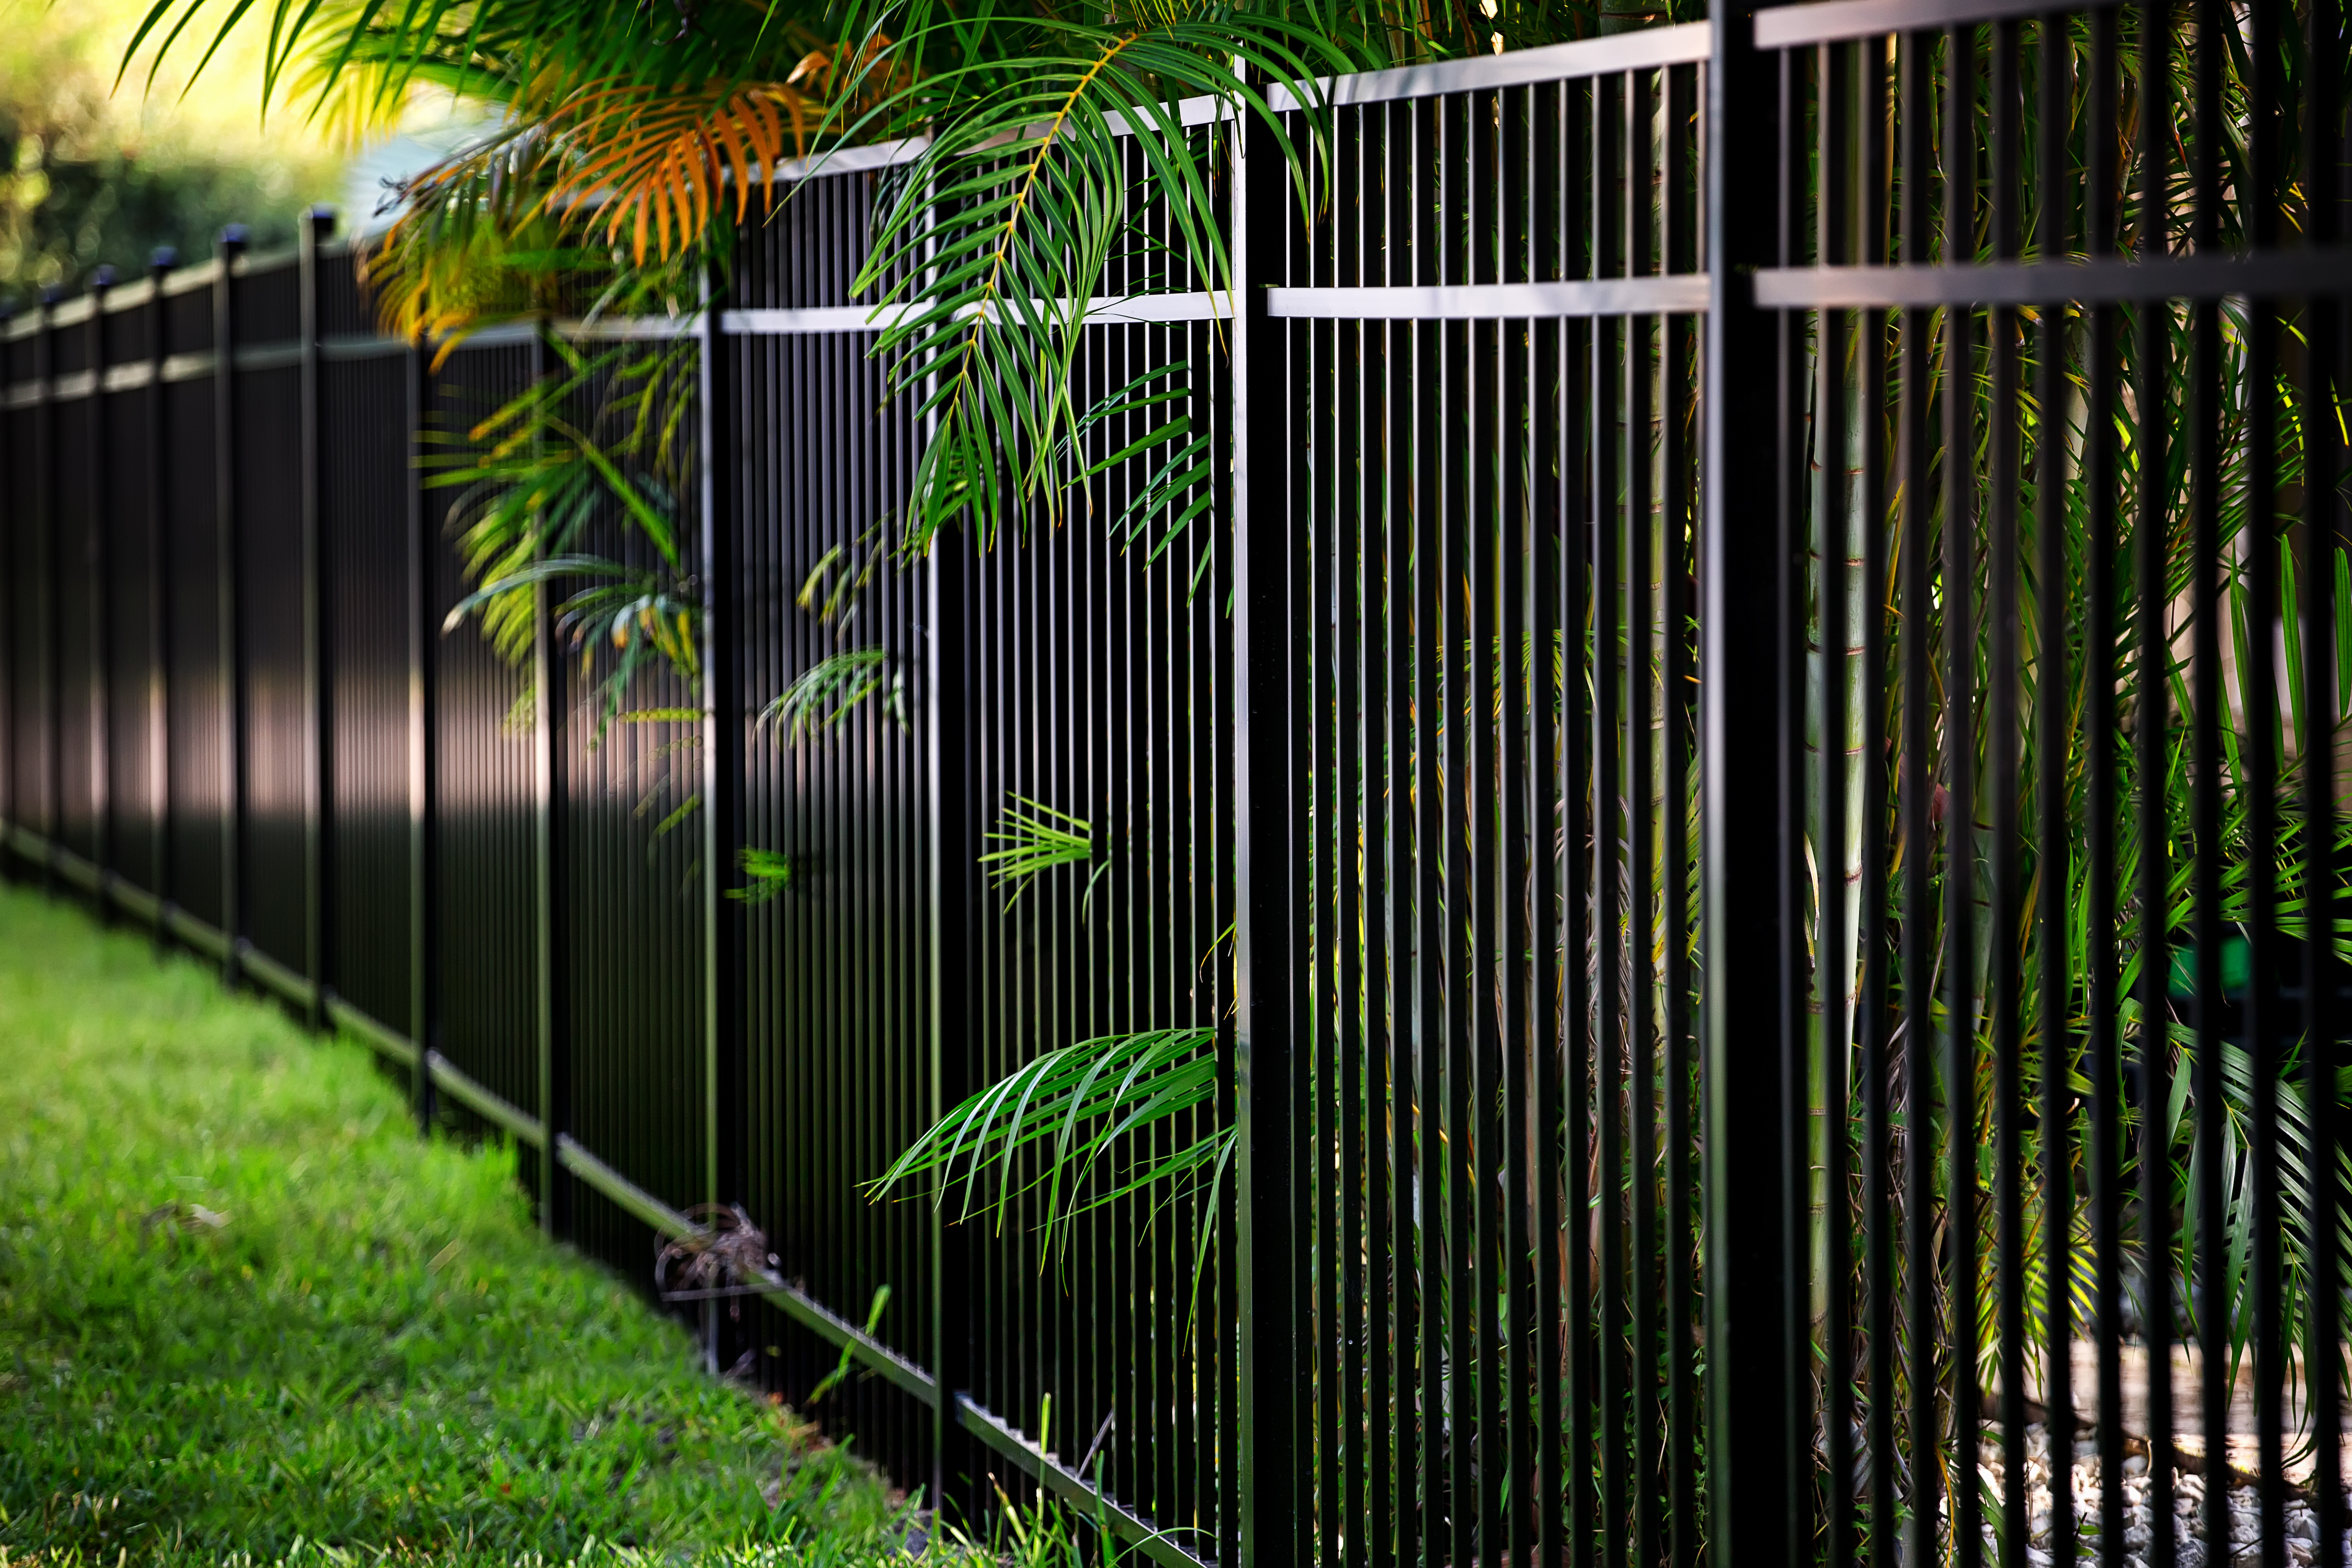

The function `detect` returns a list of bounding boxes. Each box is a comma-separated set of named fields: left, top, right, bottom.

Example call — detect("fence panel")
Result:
left=6, top=7, right=2352, bottom=1563
left=233, top=350, right=310, bottom=981
left=53, top=347, right=96, bottom=870
left=731, top=183, right=939, bottom=1489
left=325, top=348, right=419, bottom=1032
left=5, top=322, right=49, bottom=860
left=425, top=340, right=546, bottom=1144
left=164, top=338, right=226, bottom=936
left=103, top=357, right=159, bottom=906
left=557, top=335, right=711, bottom=1285
left=1722, top=4, right=2352, bottom=1566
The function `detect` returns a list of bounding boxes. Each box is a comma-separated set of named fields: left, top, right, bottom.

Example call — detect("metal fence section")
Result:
left=4, top=4, right=2352, bottom=1565
left=1717, top=5, right=2352, bottom=1568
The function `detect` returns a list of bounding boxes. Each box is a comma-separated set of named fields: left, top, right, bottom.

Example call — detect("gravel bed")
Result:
left=1949, top=1424, right=2339, bottom=1568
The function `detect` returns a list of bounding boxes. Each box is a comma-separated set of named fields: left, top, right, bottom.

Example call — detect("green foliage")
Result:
left=869, top=1026, right=1226, bottom=1266
left=803, top=1287, right=890, bottom=1405
left=826, top=0, right=1345, bottom=553
left=0, top=884, right=908, bottom=1565
left=976, top=795, right=1099, bottom=909
left=758, top=649, right=904, bottom=744
left=430, top=333, right=705, bottom=740
left=0, top=2, right=336, bottom=313
left=728, top=847, right=809, bottom=905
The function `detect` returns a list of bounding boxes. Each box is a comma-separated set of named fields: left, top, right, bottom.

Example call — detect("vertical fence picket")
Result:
left=1234, top=86, right=1303, bottom=1568
left=2302, top=7, right=2346, bottom=1563
left=87, top=270, right=111, bottom=906
left=39, top=289, right=58, bottom=898
left=214, top=227, right=243, bottom=987
left=149, top=250, right=174, bottom=942
left=532, top=327, right=571, bottom=1239
left=1700, top=4, right=1798, bottom=1567
left=697, top=263, right=745, bottom=1351
left=408, top=335, right=436, bottom=1133
left=298, top=208, right=330, bottom=1031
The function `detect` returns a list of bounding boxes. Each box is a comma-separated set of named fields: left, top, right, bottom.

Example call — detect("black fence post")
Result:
left=149, top=248, right=176, bottom=946
left=408, top=336, right=437, bottom=1133
left=926, top=506, right=971, bottom=1523
left=215, top=225, right=245, bottom=989
left=698, top=266, right=745, bottom=1374
left=1229, top=95, right=1301, bottom=1568
left=532, top=327, right=571, bottom=1238
left=87, top=267, right=114, bottom=909
left=699, top=270, right=744, bottom=1215
left=299, top=206, right=333, bottom=1030
left=38, top=287, right=59, bottom=896
left=0, top=303, right=13, bottom=857
left=1699, top=6, right=1799, bottom=1568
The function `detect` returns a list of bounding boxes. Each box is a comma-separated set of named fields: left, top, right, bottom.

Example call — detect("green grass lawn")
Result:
left=0, top=881, right=901, bottom=1566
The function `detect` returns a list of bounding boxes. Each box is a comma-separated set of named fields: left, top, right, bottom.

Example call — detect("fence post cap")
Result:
left=218, top=224, right=250, bottom=250
left=90, top=265, right=118, bottom=292
left=149, top=247, right=178, bottom=274
left=304, top=205, right=337, bottom=242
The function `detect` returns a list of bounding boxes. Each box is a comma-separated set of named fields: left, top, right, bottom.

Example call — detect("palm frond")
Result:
left=760, top=648, right=905, bottom=742
left=868, top=1026, right=1225, bottom=1263
left=978, top=794, right=1103, bottom=910
left=729, top=846, right=810, bottom=904
left=831, top=3, right=1356, bottom=552
left=547, top=75, right=815, bottom=263
left=444, top=552, right=703, bottom=737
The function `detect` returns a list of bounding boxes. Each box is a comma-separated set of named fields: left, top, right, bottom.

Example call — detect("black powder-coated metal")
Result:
left=215, top=230, right=243, bottom=986
left=424, top=341, right=539, bottom=1153
left=85, top=273, right=112, bottom=902
left=1701, top=4, right=1796, bottom=1566
left=2, top=13, right=2346, bottom=1565
left=408, top=334, right=437, bottom=1131
left=2303, top=14, right=2345, bottom=1568
left=149, top=254, right=176, bottom=938
left=166, top=300, right=224, bottom=933
left=299, top=209, right=330, bottom=1031
left=321, top=303, right=415, bottom=1036
left=55, top=305, right=94, bottom=875
left=40, top=294, right=62, bottom=895
left=530, top=325, right=569, bottom=1242
left=1232, top=93, right=1302, bottom=1568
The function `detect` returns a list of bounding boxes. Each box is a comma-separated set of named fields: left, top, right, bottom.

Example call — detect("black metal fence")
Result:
left=5, top=3, right=2352, bottom=1564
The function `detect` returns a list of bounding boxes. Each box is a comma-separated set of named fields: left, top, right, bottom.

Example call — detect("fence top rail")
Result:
left=1753, top=0, right=2120, bottom=48
left=1756, top=244, right=2352, bottom=307
left=3, top=283, right=170, bottom=330
left=1274, top=20, right=1710, bottom=109
left=228, top=243, right=300, bottom=277
left=160, top=261, right=224, bottom=298
left=768, top=20, right=1709, bottom=186
left=0, top=22, right=1713, bottom=345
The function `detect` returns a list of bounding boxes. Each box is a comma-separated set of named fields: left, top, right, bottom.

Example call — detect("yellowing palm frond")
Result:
left=359, top=128, right=570, bottom=348
left=547, top=76, right=813, bottom=262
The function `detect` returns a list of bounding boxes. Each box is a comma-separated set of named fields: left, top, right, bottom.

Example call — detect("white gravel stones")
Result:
left=1944, top=1423, right=2339, bottom=1568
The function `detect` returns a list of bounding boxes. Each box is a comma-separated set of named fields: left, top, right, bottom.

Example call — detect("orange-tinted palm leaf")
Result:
left=550, top=79, right=811, bottom=263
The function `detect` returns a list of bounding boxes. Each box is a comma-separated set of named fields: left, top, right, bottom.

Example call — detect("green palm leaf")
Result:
left=869, top=1026, right=1225, bottom=1263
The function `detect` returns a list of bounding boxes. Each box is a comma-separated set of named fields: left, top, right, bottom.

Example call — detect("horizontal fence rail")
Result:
left=4, top=3, right=2350, bottom=1565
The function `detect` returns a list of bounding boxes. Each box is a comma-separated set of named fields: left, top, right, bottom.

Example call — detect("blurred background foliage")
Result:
left=0, top=0, right=490, bottom=312
left=0, top=0, right=339, bottom=309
